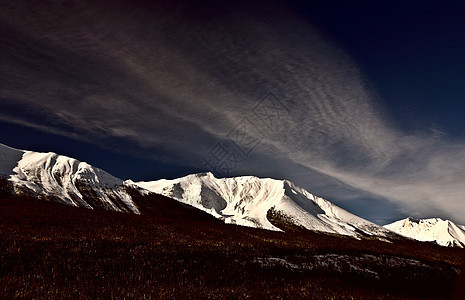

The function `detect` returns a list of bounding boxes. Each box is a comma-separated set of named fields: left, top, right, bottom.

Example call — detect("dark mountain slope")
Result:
left=1, top=182, right=465, bottom=299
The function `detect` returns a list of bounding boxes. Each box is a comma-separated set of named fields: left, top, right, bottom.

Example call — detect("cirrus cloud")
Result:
left=1, top=0, right=464, bottom=224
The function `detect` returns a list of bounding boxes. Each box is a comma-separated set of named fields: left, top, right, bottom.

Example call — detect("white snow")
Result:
left=253, top=253, right=450, bottom=279
left=384, top=217, right=465, bottom=247
left=136, top=172, right=393, bottom=238
left=0, top=143, right=139, bottom=213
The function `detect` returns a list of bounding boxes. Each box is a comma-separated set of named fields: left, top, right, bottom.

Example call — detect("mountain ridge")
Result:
left=135, top=172, right=394, bottom=239
left=3, top=142, right=465, bottom=247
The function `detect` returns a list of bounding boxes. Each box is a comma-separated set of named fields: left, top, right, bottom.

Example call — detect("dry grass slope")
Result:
left=1, top=178, right=465, bottom=299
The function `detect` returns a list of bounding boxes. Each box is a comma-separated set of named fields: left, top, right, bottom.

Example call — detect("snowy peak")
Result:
left=137, top=172, right=283, bottom=229
left=0, top=143, right=139, bottom=213
left=136, top=173, right=393, bottom=238
left=384, top=217, right=465, bottom=248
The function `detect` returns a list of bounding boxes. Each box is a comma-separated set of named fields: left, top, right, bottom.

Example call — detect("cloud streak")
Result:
left=1, top=0, right=464, bottom=224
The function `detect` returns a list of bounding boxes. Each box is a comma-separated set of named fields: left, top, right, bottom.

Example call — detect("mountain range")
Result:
left=1, top=142, right=465, bottom=248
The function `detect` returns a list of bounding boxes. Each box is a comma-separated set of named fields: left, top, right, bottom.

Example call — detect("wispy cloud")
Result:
left=1, top=0, right=464, bottom=224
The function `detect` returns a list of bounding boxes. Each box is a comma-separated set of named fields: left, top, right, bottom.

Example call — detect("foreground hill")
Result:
left=385, top=217, right=465, bottom=248
left=1, top=189, right=465, bottom=299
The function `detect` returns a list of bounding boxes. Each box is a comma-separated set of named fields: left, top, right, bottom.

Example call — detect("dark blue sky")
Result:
left=1, top=0, right=465, bottom=224
left=290, top=0, right=465, bottom=135
left=3, top=0, right=465, bottom=175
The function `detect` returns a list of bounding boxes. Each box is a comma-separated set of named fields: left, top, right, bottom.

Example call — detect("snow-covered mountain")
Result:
left=136, top=172, right=394, bottom=238
left=0, top=142, right=402, bottom=240
left=0, top=143, right=139, bottom=213
left=384, top=217, right=465, bottom=248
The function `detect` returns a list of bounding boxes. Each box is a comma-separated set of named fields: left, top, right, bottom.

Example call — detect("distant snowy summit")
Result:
left=136, top=172, right=394, bottom=239
left=384, top=217, right=465, bottom=248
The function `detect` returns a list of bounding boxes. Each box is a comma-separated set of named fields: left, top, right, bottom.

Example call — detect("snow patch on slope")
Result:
left=384, top=217, right=465, bottom=247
